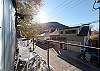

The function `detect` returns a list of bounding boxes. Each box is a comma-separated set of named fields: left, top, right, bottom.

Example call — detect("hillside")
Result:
left=40, top=22, right=68, bottom=33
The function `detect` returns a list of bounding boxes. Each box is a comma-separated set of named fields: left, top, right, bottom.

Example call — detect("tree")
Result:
left=16, top=0, right=42, bottom=50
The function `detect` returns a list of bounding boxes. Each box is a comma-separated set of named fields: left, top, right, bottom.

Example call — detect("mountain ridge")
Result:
left=39, top=22, right=68, bottom=33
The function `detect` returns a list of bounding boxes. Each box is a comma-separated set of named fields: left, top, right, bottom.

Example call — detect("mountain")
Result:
left=40, top=22, right=68, bottom=33
left=46, top=22, right=68, bottom=29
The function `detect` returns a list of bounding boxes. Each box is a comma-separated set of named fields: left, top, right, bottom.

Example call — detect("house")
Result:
left=37, top=31, right=50, bottom=40
left=39, top=22, right=90, bottom=45
left=50, top=26, right=86, bottom=45
left=38, top=22, right=68, bottom=40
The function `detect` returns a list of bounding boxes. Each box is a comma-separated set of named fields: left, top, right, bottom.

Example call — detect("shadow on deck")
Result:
left=58, top=50, right=100, bottom=71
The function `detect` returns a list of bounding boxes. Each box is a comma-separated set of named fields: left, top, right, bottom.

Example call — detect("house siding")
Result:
left=58, top=27, right=84, bottom=44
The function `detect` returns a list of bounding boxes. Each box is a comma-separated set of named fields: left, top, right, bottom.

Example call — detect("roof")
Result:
left=38, top=32, right=50, bottom=38
left=49, top=29, right=59, bottom=36
left=66, top=26, right=80, bottom=29
left=59, top=26, right=80, bottom=30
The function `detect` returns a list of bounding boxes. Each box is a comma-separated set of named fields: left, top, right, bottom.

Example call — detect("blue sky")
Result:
left=39, top=0, right=99, bottom=31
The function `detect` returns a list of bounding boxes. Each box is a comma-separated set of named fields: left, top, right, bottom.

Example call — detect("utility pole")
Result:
left=98, top=2, right=100, bottom=67
left=93, top=0, right=100, bottom=66
left=47, top=40, right=50, bottom=71
left=97, top=0, right=100, bottom=66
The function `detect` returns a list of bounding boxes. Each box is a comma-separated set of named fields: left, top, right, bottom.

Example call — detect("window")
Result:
left=70, top=30, right=76, bottom=34
left=65, top=31, right=68, bottom=34
left=60, top=31, right=63, bottom=34
left=65, top=30, right=76, bottom=34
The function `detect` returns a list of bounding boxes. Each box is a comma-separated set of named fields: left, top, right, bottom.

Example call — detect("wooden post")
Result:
left=47, top=41, right=50, bottom=71
left=32, top=38, right=34, bottom=51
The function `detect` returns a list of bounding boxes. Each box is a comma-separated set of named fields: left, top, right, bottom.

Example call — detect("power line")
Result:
left=83, top=0, right=97, bottom=19
left=49, top=0, right=83, bottom=19
left=64, top=0, right=83, bottom=10
left=54, top=0, right=70, bottom=9
left=87, top=0, right=99, bottom=21
left=54, top=0, right=74, bottom=10
left=49, top=0, right=97, bottom=22
left=51, top=0, right=82, bottom=13
left=81, top=20, right=99, bottom=25
left=46, top=0, right=98, bottom=29
left=49, top=0, right=74, bottom=14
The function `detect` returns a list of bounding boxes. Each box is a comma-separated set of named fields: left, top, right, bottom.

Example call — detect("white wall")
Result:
left=1, top=0, right=16, bottom=71
left=0, top=0, right=3, bottom=70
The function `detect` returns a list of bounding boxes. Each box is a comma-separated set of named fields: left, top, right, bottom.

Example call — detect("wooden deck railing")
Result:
left=47, top=40, right=100, bottom=50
